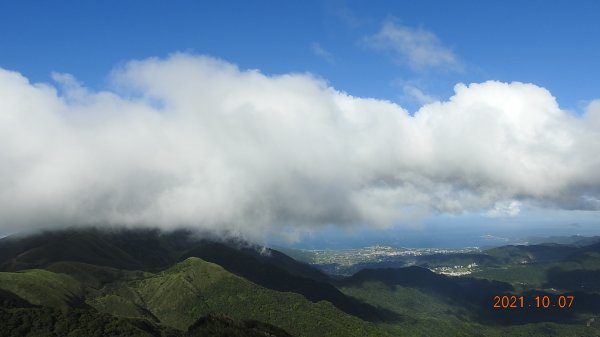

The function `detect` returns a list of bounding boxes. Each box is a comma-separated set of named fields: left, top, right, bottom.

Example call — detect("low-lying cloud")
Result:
left=0, top=53, right=599, bottom=240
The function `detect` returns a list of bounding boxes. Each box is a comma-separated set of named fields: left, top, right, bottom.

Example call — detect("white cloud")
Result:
left=311, top=42, right=335, bottom=64
left=0, top=53, right=599, bottom=240
left=486, top=200, right=522, bottom=217
left=364, top=21, right=461, bottom=71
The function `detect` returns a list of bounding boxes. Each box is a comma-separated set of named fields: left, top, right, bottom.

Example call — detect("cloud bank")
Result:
left=0, top=54, right=599, bottom=240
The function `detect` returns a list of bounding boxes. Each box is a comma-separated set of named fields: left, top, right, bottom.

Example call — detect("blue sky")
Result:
left=2, top=0, right=599, bottom=112
left=1, top=1, right=599, bottom=247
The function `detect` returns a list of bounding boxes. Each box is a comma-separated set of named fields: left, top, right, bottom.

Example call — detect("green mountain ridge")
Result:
left=0, top=228, right=391, bottom=337
left=0, top=228, right=397, bottom=323
left=2, top=228, right=600, bottom=336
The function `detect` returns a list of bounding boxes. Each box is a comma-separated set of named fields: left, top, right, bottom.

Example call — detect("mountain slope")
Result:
left=0, top=253, right=391, bottom=337
left=340, top=266, right=513, bottom=315
left=340, top=266, right=600, bottom=336
left=0, top=288, right=292, bottom=337
left=181, top=242, right=399, bottom=322
left=0, top=228, right=397, bottom=322
left=0, top=228, right=192, bottom=272
left=6, top=228, right=600, bottom=336
left=0, top=228, right=334, bottom=283
left=0, top=269, right=85, bottom=309
left=90, top=257, right=389, bottom=337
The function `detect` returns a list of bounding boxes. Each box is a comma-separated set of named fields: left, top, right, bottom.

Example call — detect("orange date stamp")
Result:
left=493, top=295, right=574, bottom=309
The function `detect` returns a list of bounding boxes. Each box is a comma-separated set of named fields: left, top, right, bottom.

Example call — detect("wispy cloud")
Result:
left=311, top=42, right=335, bottom=64
left=326, top=0, right=367, bottom=28
left=400, top=83, right=437, bottom=105
left=363, top=21, right=461, bottom=71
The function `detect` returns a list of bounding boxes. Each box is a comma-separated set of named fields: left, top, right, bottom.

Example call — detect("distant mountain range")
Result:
left=1, top=227, right=600, bottom=336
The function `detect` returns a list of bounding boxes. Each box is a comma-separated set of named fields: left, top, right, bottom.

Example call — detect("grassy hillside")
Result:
left=0, top=269, right=84, bottom=309
left=182, top=242, right=398, bottom=322
left=472, top=242, right=600, bottom=293
left=341, top=281, right=486, bottom=336
left=0, top=288, right=293, bottom=337
left=44, top=261, right=151, bottom=289
left=0, top=255, right=390, bottom=337
left=90, top=257, right=389, bottom=337
left=0, top=228, right=396, bottom=323
left=341, top=269, right=600, bottom=337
